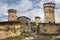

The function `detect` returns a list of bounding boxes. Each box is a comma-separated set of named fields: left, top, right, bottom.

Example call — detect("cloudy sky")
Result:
left=0, top=0, right=60, bottom=23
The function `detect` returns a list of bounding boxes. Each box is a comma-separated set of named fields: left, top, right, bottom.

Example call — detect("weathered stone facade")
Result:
left=44, top=3, right=55, bottom=23
left=8, top=9, right=18, bottom=21
left=0, top=3, right=60, bottom=39
left=38, top=23, right=60, bottom=35
left=18, top=16, right=31, bottom=33
left=0, top=22, right=21, bottom=39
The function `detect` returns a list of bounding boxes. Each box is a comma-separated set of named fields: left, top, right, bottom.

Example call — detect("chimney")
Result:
left=35, top=16, right=40, bottom=24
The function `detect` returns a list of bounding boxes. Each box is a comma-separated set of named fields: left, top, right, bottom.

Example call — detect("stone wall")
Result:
left=0, top=22, right=21, bottom=39
left=38, top=23, right=60, bottom=35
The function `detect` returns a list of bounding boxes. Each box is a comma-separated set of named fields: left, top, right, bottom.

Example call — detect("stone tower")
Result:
left=8, top=9, right=17, bottom=21
left=43, top=3, right=55, bottom=23
left=35, top=16, right=40, bottom=25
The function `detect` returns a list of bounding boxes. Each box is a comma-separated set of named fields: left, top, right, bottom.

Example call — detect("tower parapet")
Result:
left=43, top=3, right=55, bottom=23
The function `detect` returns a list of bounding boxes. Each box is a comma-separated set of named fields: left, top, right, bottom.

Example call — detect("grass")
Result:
left=55, top=38, right=60, bottom=40
left=6, top=32, right=36, bottom=40
left=8, top=36, right=20, bottom=40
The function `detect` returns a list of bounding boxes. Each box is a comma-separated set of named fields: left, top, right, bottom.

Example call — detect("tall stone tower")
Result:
left=8, top=9, right=17, bottom=21
left=43, top=3, right=55, bottom=23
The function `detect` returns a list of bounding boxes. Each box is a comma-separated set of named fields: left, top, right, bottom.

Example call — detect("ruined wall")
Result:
left=38, top=23, right=60, bottom=35
left=20, top=23, right=31, bottom=33
left=18, top=16, right=31, bottom=33
left=0, top=22, right=21, bottom=39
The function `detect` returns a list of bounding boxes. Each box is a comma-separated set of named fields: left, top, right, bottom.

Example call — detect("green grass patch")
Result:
left=6, top=32, right=36, bottom=40
left=8, top=36, right=20, bottom=40
left=55, top=38, right=60, bottom=40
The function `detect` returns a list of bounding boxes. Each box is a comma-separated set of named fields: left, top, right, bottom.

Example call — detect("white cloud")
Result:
left=8, top=0, right=32, bottom=11
left=0, top=4, right=8, bottom=15
left=0, top=2, right=8, bottom=21
left=55, top=0, right=60, bottom=3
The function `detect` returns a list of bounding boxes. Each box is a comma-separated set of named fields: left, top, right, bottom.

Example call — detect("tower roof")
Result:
left=35, top=16, right=40, bottom=18
left=8, top=9, right=17, bottom=13
left=43, top=3, right=55, bottom=5
left=43, top=3, right=55, bottom=7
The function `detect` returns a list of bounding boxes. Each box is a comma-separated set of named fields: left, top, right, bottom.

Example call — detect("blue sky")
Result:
left=0, top=0, right=60, bottom=23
